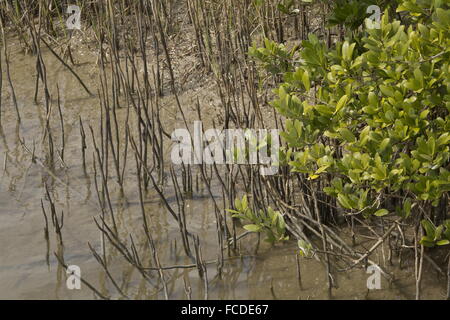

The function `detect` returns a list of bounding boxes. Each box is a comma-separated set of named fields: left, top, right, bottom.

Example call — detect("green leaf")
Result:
left=302, top=70, right=311, bottom=91
left=242, top=195, right=248, bottom=210
left=315, top=104, right=334, bottom=115
left=244, top=224, right=262, bottom=232
left=403, top=199, right=412, bottom=218
left=379, top=138, right=391, bottom=152
left=434, top=225, right=444, bottom=241
left=420, top=237, right=436, bottom=248
left=368, top=92, right=378, bottom=107
left=436, top=133, right=450, bottom=147
left=414, top=69, right=424, bottom=88
left=339, top=128, right=356, bottom=143
left=421, top=220, right=436, bottom=238
left=342, top=41, right=356, bottom=61
left=338, top=193, right=353, bottom=209
left=374, top=209, right=389, bottom=217
left=380, top=85, right=394, bottom=97
left=335, top=95, right=349, bottom=114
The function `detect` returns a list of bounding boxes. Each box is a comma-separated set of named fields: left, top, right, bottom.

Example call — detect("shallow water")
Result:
left=0, top=40, right=447, bottom=300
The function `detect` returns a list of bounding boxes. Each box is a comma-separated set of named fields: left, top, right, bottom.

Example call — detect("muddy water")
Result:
left=0, top=40, right=447, bottom=300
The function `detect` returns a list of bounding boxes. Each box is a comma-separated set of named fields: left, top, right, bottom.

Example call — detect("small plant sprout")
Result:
left=297, top=240, right=314, bottom=258
left=227, top=195, right=289, bottom=244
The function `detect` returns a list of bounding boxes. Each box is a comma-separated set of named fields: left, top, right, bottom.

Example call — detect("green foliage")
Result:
left=249, top=38, right=298, bottom=75
left=328, top=0, right=383, bottom=31
left=277, top=0, right=297, bottom=14
left=250, top=0, right=450, bottom=244
left=420, top=219, right=450, bottom=247
left=298, top=239, right=314, bottom=257
left=227, top=195, right=289, bottom=244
